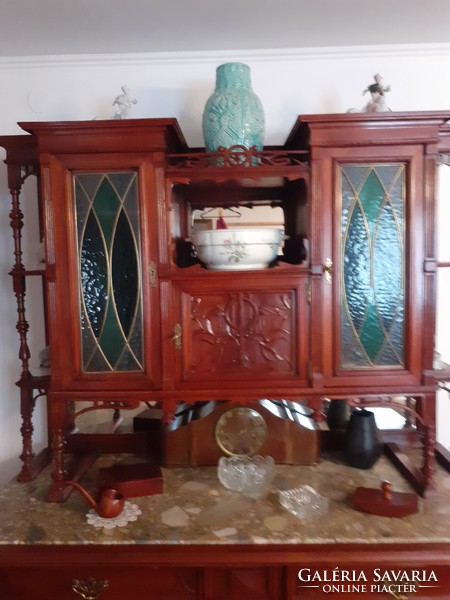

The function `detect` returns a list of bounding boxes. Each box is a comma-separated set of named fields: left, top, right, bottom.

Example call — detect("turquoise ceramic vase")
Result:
left=202, top=62, right=265, bottom=152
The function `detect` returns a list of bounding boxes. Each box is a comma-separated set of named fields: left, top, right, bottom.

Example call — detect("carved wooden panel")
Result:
left=172, top=277, right=309, bottom=387
left=188, top=291, right=294, bottom=373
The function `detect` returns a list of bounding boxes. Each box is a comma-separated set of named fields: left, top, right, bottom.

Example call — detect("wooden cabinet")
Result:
left=1, top=544, right=449, bottom=599
left=1, top=112, right=450, bottom=499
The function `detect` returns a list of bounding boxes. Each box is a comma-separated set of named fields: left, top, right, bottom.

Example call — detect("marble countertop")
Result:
left=0, top=453, right=449, bottom=546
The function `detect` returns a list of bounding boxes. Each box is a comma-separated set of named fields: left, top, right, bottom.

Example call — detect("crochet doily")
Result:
left=86, top=501, right=142, bottom=529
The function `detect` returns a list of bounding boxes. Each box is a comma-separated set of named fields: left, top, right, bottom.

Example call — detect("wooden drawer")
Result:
left=0, top=566, right=201, bottom=600
left=204, top=567, right=281, bottom=600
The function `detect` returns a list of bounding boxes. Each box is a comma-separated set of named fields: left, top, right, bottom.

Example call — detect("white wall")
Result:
left=0, top=44, right=449, bottom=485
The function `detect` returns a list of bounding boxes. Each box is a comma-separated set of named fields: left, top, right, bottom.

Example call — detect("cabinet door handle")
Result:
left=148, top=261, right=157, bottom=286
left=323, top=258, right=333, bottom=284
left=172, top=323, right=182, bottom=349
left=72, top=577, right=109, bottom=599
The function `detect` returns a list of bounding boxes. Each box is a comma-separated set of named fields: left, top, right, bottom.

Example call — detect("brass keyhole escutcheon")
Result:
left=172, top=323, right=182, bottom=349
left=323, top=258, right=333, bottom=284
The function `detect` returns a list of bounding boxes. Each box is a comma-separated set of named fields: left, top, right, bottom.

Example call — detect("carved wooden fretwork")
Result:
left=168, top=145, right=309, bottom=169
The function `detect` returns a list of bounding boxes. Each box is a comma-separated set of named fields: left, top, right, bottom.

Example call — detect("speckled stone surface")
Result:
left=0, top=454, right=449, bottom=546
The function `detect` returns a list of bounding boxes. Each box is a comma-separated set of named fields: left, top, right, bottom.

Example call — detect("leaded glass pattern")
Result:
left=74, top=172, right=143, bottom=372
left=340, top=164, right=405, bottom=368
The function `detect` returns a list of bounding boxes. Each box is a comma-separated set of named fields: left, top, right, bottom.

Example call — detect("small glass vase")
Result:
left=202, top=62, right=265, bottom=153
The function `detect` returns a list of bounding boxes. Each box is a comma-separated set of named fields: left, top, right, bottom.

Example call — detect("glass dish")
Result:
left=279, top=485, right=329, bottom=520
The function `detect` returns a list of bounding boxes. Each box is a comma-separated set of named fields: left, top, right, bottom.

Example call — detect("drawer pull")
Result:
left=72, top=577, right=109, bottom=599
left=387, top=591, right=408, bottom=600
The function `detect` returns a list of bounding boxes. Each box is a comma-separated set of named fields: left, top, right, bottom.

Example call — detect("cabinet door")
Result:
left=44, top=155, right=162, bottom=391
left=319, top=146, right=425, bottom=387
left=170, top=275, right=310, bottom=391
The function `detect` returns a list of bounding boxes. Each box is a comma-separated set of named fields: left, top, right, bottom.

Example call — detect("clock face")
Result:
left=215, top=407, right=267, bottom=456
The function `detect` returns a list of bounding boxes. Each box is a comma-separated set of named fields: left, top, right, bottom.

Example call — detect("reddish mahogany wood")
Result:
left=19, top=118, right=188, bottom=154
left=1, top=543, right=450, bottom=599
left=352, top=481, right=418, bottom=517
left=2, top=113, right=450, bottom=500
left=98, top=463, right=163, bottom=498
left=0, top=136, right=52, bottom=482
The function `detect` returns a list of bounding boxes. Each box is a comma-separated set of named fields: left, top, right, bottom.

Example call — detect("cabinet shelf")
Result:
left=168, top=260, right=310, bottom=277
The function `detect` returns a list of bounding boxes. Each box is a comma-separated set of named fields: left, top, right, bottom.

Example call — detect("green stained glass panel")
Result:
left=340, top=163, right=405, bottom=368
left=80, top=212, right=107, bottom=338
left=112, top=210, right=138, bottom=338
left=92, top=178, right=121, bottom=248
left=75, top=172, right=143, bottom=372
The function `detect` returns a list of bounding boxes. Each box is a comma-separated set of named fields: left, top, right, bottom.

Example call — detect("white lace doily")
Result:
left=86, top=501, right=142, bottom=529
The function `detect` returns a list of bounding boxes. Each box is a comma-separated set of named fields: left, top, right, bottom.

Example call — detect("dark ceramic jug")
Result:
left=326, top=399, right=349, bottom=431
left=345, top=408, right=382, bottom=469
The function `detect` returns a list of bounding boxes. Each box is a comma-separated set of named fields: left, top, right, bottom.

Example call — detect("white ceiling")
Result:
left=1, top=0, right=450, bottom=57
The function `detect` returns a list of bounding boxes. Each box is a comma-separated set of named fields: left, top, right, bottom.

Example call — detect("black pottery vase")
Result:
left=326, top=399, right=349, bottom=430
left=345, top=408, right=382, bottom=469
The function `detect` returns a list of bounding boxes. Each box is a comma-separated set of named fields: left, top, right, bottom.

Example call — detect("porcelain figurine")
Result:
left=113, top=85, right=137, bottom=119
left=363, top=73, right=391, bottom=112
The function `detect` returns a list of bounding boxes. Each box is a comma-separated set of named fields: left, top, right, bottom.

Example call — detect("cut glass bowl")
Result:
left=217, top=455, right=275, bottom=499
left=279, top=485, right=329, bottom=520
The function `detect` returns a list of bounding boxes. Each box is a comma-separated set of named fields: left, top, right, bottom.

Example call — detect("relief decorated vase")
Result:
left=202, top=62, right=265, bottom=152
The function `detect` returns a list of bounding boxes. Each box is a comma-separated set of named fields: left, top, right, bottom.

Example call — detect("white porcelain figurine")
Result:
left=363, top=73, right=391, bottom=112
left=113, top=85, right=137, bottom=119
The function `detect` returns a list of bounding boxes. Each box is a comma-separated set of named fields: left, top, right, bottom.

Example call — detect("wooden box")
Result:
left=98, top=463, right=163, bottom=498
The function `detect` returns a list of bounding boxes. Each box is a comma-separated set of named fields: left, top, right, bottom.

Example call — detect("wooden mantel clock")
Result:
left=162, top=400, right=320, bottom=467
left=1, top=111, right=450, bottom=501
left=215, top=406, right=268, bottom=456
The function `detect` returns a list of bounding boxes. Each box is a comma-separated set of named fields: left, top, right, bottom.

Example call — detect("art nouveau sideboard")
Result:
left=1, top=111, right=450, bottom=505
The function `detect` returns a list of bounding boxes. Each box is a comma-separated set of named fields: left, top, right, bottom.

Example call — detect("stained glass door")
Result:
left=57, top=164, right=163, bottom=390
left=339, top=163, right=405, bottom=369
left=321, top=149, right=424, bottom=387
left=75, top=172, right=143, bottom=373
